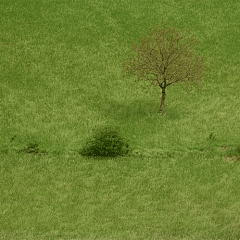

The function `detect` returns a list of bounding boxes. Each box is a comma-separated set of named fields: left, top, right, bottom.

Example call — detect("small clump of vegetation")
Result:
left=19, top=142, right=40, bottom=154
left=236, top=146, right=240, bottom=155
left=79, top=125, right=131, bottom=158
left=12, top=135, right=47, bottom=155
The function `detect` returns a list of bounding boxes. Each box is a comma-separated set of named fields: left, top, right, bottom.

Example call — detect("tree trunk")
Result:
left=159, top=89, right=166, bottom=114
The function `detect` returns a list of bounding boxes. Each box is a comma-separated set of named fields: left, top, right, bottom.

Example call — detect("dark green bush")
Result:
left=79, top=125, right=130, bottom=158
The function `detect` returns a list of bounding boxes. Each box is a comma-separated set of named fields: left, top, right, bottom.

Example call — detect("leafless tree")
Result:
left=122, top=24, right=208, bottom=114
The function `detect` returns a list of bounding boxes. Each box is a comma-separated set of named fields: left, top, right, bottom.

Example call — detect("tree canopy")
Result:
left=122, top=24, right=208, bottom=114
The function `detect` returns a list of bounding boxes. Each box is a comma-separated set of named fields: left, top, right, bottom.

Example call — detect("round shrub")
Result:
left=79, top=125, right=130, bottom=158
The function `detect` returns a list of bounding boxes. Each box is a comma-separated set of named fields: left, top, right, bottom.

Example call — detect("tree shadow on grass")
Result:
left=98, top=97, right=183, bottom=122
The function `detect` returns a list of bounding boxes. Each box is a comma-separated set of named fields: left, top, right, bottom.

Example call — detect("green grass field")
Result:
left=1, top=0, right=240, bottom=239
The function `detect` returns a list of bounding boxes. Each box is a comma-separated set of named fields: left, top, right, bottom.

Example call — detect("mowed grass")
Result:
left=0, top=0, right=240, bottom=239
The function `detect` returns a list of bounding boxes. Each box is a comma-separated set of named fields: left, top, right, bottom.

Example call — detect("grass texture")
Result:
left=0, top=0, right=240, bottom=239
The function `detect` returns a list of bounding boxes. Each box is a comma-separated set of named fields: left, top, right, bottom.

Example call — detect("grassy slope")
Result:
left=0, top=0, right=240, bottom=239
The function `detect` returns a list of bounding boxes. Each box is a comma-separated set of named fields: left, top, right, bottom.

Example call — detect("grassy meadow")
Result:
left=1, top=0, right=240, bottom=239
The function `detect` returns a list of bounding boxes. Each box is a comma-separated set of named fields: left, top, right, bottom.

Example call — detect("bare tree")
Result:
left=122, top=23, right=208, bottom=114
